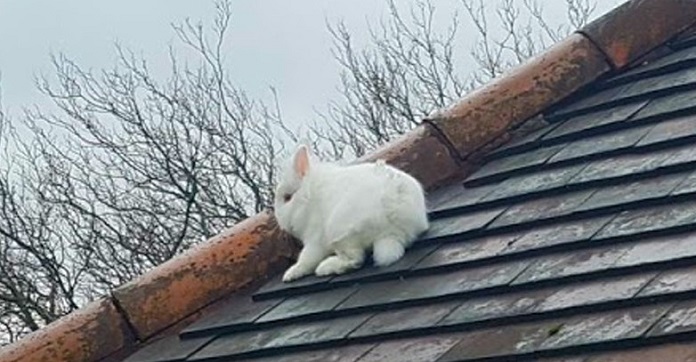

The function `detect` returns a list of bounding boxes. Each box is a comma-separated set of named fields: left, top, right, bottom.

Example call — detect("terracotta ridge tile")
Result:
left=0, top=297, right=134, bottom=362
left=580, top=0, right=696, bottom=69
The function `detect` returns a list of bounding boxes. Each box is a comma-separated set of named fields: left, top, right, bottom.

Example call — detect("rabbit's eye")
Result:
left=283, top=193, right=293, bottom=202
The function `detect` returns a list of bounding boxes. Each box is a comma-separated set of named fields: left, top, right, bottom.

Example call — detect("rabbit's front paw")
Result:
left=283, top=263, right=310, bottom=282
left=315, top=256, right=360, bottom=276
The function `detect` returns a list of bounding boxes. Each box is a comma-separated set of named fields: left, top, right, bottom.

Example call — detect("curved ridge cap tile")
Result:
left=358, top=124, right=467, bottom=191
left=428, top=34, right=610, bottom=157
left=0, top=298, right=132, bottom=362
left=112, top=210, right=296, bottom=339
left=581, top=0, right=696, bottom=69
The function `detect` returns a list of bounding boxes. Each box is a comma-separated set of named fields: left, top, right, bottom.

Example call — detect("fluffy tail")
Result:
left=379, top=163, right=429, bottom=243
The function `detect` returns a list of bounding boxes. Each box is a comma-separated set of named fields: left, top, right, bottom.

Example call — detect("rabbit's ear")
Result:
left=293, top=145, right=311, bottom=178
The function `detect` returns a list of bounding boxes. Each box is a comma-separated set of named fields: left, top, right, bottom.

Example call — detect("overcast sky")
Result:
left=0, top=0, right=622, bottom=127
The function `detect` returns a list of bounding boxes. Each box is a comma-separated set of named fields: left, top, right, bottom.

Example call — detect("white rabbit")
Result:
left=274, top=144, right=429, bottom=282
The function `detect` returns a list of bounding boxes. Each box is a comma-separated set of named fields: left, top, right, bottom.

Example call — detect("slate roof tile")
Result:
left=546, top=124, right=652, bottom=163
left=574, top=172, right=687, bottom=212
left=647, top=300, right=696, bottom=337
left=488, top=190, right=595, bottom=228
left=122, top=334, right=214, bottom=362
left=543, top=101, right=649, bottom=142
left=356, top=334, right=463, bottom=362
left=638, top=266, right=696, bottom=297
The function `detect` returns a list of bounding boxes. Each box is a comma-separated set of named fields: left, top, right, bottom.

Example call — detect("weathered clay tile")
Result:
left=605, top=45, right=696, bottom=86
left=358, top=124, right=466, bottom=191
left=429, top=34, right=610, bottom=159
left=113, top=211, right=296, bottom=339
left=0, top=298, right=133, bottom=362
left=580, top=0, right=696, bottom=68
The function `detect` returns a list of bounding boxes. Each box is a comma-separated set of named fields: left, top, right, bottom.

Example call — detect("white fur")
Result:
left=274, top=145, right=429, bottom=282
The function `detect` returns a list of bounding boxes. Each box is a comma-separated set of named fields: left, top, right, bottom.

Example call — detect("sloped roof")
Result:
left=3, top=1, right=696, bottom=362
left=121, top=14, right=696, bottom=362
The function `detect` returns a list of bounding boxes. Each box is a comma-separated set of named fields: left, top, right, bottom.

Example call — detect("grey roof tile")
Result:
left=503, top=216, right=614, bottom=254
left=349, top=301, right=459, bottom=338
left=236, top=344, right=374, bottom=362
left=543, top=101, right=649, bottom=141
left=181, top=294, right=282, bottom=338
left=189, top=314, right=369, bottom=361
left=489, top=190, right=595, bottom=228
left=424, top=207, right=505, bottom=240
left=574, top=172, right=687, bottom=212
left=256, top=287, right=357, bottom=323
left=480, top=163, right=587, bottom=202
left=593, top=201, right=696, bottom=239
left=467, top=144, right=564, bottom=182
left=547, top=125, right=652, bottom=163
left=413, top=233, right=520, bottom=270
left=356, top=334, right=462, bottom=362
left=568, top=148, right=674, bottom=184
left=638, top=266, right=696, bottom=298
left=123, top=334, right=213, bottom=362
left=647, top=300, right=696, bottom=337
left=633, top=88, right=696, bottom=120
left=637, top=114, right=696, bottom=146
left=337, top=261, right=529, bottom=310
left=538, top=305, right=670, bottom=350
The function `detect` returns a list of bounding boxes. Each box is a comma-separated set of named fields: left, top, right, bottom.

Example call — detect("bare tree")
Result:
left=313, top=0, right=598, bottom=159
left=1, top=0, right=292, bottom=344
left=0, top=0, right=599, bottom=345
